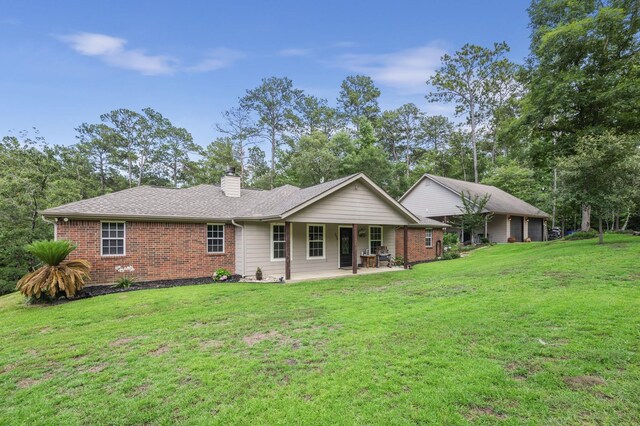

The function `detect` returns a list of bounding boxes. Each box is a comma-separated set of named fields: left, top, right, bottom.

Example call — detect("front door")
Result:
left=339, top=227, right=352, bottom=268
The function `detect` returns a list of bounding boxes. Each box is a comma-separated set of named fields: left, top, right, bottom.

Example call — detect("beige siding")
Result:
left=401, top=178, right=463, bottom=217
left=487, top=214, right=508, bottom=243
left=234, top=224, right=244, bottom=275
left=243, top=222, right=285, bottom=277
left=288, top=182, right=409, bottom=224
left=242, top=222, right=399, bottom=278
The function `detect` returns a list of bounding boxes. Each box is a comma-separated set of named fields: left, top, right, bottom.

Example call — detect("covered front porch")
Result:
left=286, top=264, right=407, bottom=283
left=280, top=222, right=410, bottom=280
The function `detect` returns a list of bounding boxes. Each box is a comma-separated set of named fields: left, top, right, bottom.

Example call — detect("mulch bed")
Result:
left=66, top=275, right=243, bottom=301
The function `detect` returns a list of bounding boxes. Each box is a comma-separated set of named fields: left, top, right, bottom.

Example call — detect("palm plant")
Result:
left=17, top=240, right=91, bottom=299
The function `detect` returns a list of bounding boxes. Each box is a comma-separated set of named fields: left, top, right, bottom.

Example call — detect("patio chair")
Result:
left=376, top=246, right=392, bottom=268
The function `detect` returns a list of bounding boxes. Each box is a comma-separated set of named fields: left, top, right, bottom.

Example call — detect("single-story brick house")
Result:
left=400, top=174, right=550, bottom=243
left=42, top=172, right=448, bottom=284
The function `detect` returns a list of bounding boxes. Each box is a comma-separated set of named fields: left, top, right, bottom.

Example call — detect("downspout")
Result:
left=231, top=220, right=245, bottom=276
left=41, top=216, right=57, bottom=241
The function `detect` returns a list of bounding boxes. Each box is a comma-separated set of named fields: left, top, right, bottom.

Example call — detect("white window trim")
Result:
left=100, top=220, right=126, bottom=257
left=270, top=223, right=292, bottom=262
left=207, top=223, right=225, bottom=254
left=425, top=229, right=433, bottom=248
left=369, top=225, right=383, bottom=253
left=306, top=224, right=326, bottom=260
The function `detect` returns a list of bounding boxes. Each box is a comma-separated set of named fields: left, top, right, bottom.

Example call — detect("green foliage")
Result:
left=213, top=268, right=232, bottom=282
left=559, top=133, right=639, bottom=243
left=113, top=276, right=135, bottom=289
left=1, top=236, right=640, bottom=423
left=441, top=251, right=461, bottom=260
left=443, top=232, right=459, bottom=248
left=564, top=230, right=598, bottom=241
left=25, top=240, right=77, bottom=266
left=450, top=191, right=493, bottom=243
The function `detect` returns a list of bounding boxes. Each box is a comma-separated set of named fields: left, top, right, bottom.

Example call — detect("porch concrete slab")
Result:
left=287, top=266, right=406, bottom=283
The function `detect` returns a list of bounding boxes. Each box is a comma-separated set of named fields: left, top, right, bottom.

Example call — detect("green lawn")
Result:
left=1, top=236, right=639, bottom=425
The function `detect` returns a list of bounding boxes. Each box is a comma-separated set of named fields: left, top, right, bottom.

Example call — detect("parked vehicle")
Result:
left=548, top=227, right=562, bottom=240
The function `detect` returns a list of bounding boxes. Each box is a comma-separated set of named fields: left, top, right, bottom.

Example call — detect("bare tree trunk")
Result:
left=581, top=205, right=591, bottom=231
left=99, top=156, right=105, bottom=195
left=127, top=156, right=132, bottom=188
left=598, top=217, right=604, bottom=244
left=622, top=207, right=631, bottom=231
left=470, top=101, right=479, bottom=183
left=270, top=128, right=276, bottom=190
left=552, top=167, right=557, bottom=228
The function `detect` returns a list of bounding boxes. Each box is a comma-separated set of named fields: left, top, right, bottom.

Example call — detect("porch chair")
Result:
left=376, top=246, right=392, bottom=268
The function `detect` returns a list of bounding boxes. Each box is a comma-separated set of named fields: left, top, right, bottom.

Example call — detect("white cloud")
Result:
left=277, top=48, right=313, bottom=57
left=58, top=32, right=243, bottom=75
left=186, top=48, right=245, bottom=72
left=335, top=43, right=447, bottom=94
left=58, top=32, right=176, bottom=75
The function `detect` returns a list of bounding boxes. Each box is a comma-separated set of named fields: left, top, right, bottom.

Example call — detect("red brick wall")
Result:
left=395, top=228, right=444, bottom=263
left=56, top=220, right=235, bottom=284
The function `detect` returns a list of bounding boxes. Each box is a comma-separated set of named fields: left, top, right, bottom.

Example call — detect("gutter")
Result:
left=41, top=215, right=57, bottom=240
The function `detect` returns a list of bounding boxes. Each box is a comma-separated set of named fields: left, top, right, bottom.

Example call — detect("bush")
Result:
left=441, top=251, right=461, bottom=260
left=564, top=230, right=598, bottom=240
left=393, top=256, right=405, bottom=266
left=113, top=276, right=135, bottom=289
left=480, top=237, right=490, bottom=244
left=213, top=268, right=232, bottom=282
left=443, top=232, right=459, bottom=248
left=0, top=280, right=15, bottom=296
left=255, top=267, right=263, bottom=281
left=16, top=240, right=90, bottom=300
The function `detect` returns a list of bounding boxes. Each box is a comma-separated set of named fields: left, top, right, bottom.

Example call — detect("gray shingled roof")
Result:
left=415, top=216, right=451, bottom=228
left=425, top=174, right=550, bottom=218
left=40, top=174, right=363, bottom=221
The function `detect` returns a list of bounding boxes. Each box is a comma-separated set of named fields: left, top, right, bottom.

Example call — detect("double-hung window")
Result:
left=207, top=224, right=225, bottom=253
left=307, top=225, right=325, bottom=259
left=101, top=222, right=125, bottom=256
left=425, top=229, right=433, bottom=247
left=369, top=226, right=383, bottom=253
left=271, top=224, right=286, bottom=261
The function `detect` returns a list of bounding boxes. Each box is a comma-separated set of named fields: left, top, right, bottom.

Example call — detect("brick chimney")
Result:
left=221, top=166, right=241, bottom=197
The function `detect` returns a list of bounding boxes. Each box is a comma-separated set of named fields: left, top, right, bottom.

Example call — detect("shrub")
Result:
left=17, top=240, right=91, bottom=300
left=443, top=232, right=459, bottom=248
left=213, top=268, right=232, bottom=282
left=564, top=230, right=598, bottom=240
left=0, top=280, right=16, bottom=296
left=441, top=251, right=461, bottom=260
left=480, top=237, right=490, bottom=244
left=255, top=267, right=263, bottom=281
left=113, top=276, right=135, bottom=289
left=113, top=265, right=136, bottom=288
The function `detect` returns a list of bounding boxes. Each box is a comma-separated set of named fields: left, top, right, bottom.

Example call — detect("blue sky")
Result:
left=1, top=1, right=531, bottom=148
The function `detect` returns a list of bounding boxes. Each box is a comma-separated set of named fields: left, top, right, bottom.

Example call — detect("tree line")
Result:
left=1, top=0, right=639, bottom=293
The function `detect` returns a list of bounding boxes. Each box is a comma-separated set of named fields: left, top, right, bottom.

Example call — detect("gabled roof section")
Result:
left=279, top=173, right=421, bottom=223
left=400, top=174, right=550, bottom=218
left=41, top=173, right=422, bottom=223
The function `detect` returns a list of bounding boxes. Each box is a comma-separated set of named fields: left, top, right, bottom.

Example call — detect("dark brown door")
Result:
left=339, top=227, right=352, bottom=268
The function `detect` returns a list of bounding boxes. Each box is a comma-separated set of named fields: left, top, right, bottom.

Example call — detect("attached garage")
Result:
left=528, top=218, right=544, bottom=242
left=509, top=216, right=524, bottom=242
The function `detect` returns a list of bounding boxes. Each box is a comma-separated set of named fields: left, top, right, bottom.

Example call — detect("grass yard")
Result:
left=1, top=235, right=639, bottom=425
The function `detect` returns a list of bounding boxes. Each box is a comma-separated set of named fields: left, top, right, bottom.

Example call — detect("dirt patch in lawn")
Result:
left=242, top=331, right=301, bottom=349
left=465, top=406, right=507, bottom=421
left=149, top=345, right=170, bottom=356
left=17, top=372, right=54, bottom=388
left=243, top=331, right=283, bottom=346
left=110, top=337, right=135, bottom=347
left=199, top=339, right=224, bottom=350
left=85, top=363, right=109, bottom=373
left=563, top=375, right=606, bottom=390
